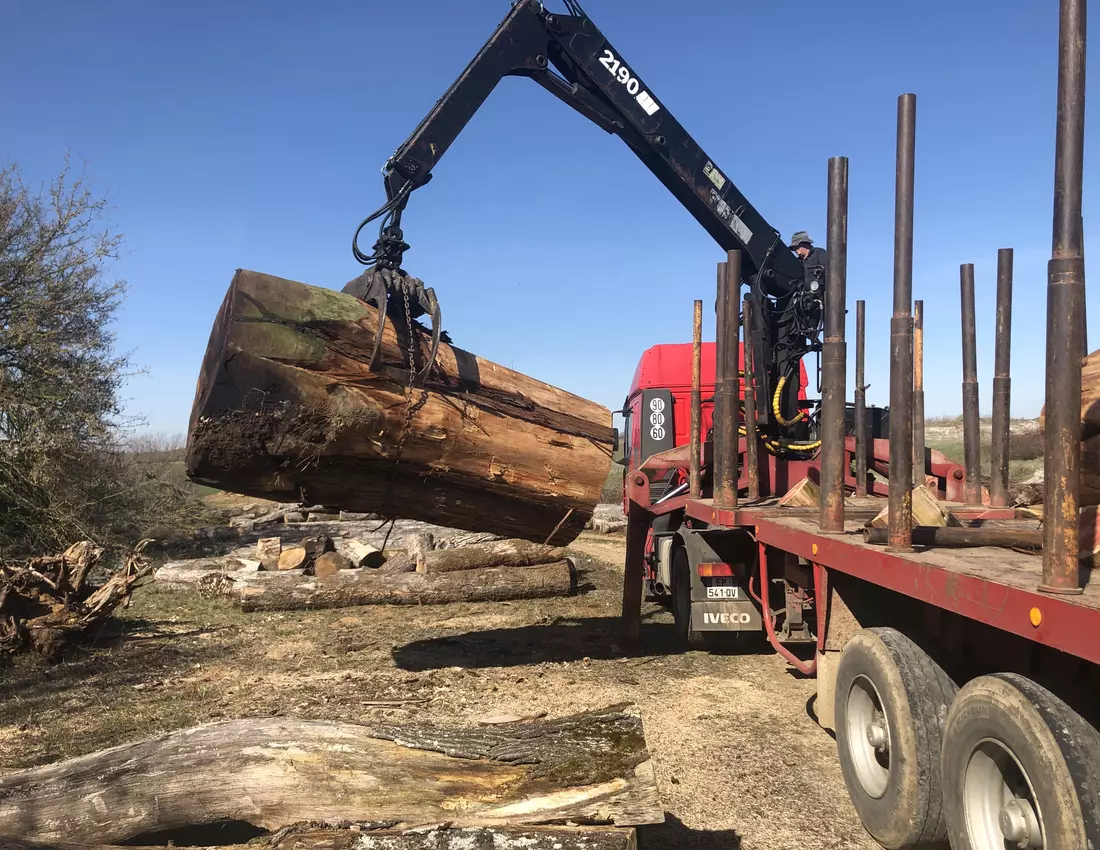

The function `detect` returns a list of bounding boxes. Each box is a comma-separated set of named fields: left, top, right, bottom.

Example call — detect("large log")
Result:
left=417, top=538, right=564, bottom=573
left=0, top=708, right=662, bottom=844
left=185, top=270, right=614, bottom=545
left=0, top=826, right=637, bottom=850
left=230, top=560, right=576, bottom=612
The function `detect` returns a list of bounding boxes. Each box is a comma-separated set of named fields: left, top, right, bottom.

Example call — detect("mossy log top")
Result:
left=185, top=270, right=614, bottom=545
left=0, top=706, right=661, bottom=844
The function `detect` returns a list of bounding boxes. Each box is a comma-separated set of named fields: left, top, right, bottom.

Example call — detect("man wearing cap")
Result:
left=789, top=231, right=827, bottom=287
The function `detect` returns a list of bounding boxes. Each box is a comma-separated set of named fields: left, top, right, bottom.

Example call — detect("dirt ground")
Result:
left=0, top=530, right=878, bottom=850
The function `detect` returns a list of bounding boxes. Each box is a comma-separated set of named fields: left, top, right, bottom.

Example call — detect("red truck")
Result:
left=358, top=1, right=1099, bottom=846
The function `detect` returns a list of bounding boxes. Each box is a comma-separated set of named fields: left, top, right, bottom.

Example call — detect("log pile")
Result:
left=155, top=532, right=578, bottom=612
left=185, top=270, right=615, bottom=545
left=0, top=706, right=663, bottom=844
left=0, top=542, right=152, bottom=660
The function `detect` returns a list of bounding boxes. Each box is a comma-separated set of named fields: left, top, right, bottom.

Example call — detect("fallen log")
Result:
left=0, top=543, right=152, bottom=660
left=185, top=270, right=614, bottom=545
left=0, top=826, right=637, bottom=850
left=230, top=560, right=576, bottom=612
left=416, top=539, right=564, bottom=573
left=863, top=525, right=1042, bottom=549
left=0, top=707, right=662, bottom=844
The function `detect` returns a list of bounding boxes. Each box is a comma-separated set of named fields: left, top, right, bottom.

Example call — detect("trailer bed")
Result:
left=684, top=498, right=1100, bottom=665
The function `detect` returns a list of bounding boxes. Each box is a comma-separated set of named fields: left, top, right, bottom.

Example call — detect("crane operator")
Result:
left=789, top=231, right=828, bottom=289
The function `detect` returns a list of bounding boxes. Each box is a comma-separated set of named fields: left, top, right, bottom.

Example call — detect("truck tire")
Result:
left=671, top=546, right=705, bottom=650
left=940, top=673, right=1100, bottom=850
left=834, top=628, right=957, bottom=849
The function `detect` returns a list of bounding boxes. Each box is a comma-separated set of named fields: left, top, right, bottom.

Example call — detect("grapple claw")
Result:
left=415, top=286, right=443, bottom=386
left=342, top=268, right=444, bottom=382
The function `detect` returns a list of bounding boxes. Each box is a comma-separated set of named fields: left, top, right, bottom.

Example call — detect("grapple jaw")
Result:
left=342, top=268, right=444, bottom=386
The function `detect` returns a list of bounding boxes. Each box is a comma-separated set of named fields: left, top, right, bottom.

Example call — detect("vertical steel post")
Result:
left=1042, top=0, right=1086, bottom=595
left=961, top=264, right=982, bottom=504
left=689, top=299, right=703, bottom=500
left=712, top=261, right=728, bottom=500
left=913, top=300, right=926, bottom=487
left=713, top=255, right=741, bottom=509
left=991, top=249, right=1014, bottom=507
left=743, top=296, right=760, bottom=500
left=888, top=94, right=917, bottom=551
left=855, top=300, right=868, bottom=497
left=820, top=156, right=849, bottom=532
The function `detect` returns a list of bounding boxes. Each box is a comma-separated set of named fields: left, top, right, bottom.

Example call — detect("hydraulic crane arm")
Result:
left=351, top=0, right=821, bottom=437
left=369, top=0, right=804, bottom=295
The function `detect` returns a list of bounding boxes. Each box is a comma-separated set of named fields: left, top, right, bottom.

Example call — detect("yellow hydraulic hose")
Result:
left=772, top=375, right=807, bottom=427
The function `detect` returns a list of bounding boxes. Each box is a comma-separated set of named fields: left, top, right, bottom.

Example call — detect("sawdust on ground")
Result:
left=0, top=532, right=878, bottom=850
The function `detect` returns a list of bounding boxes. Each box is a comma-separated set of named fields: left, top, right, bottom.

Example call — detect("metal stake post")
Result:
left=888, top=94, right=917, bottom=551
left=1042, top=0, right=1087, bottom=595
left=961, top=264, right=982, bottom=505
left=991, top=249, right=1014, bottom=507
left=690, top=299, right=703, bottom=500
left=913, top=300, right=926, bottom=487
left=855, top=300, right=868, bottom=497
left=743, top=296, right=760, bottom=500
left=820, top=156, right=849, bottom=532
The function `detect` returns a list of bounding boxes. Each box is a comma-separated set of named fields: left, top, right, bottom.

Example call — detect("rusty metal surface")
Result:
left=913, top=300, right=926, bottom=486
left=960, top=263, right=982, bottom=504
left=820, top=156, right=849, bottom=533
left=888, top=94, right=917, bottom=551
left=742, top=297, right=760, bottom=500
left=991, top=249, right=1014, bottom=507
left=713, top=252, right=741, bottom=508
left=712, top=261, right=728, bottom=498
left=1042, top=0, right=1087, bottom=595
left=855, top=300, right=868, bottom=497
left=690, top=299, right=703, bottom=499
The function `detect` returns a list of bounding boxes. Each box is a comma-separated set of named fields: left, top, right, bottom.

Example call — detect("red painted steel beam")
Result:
left=752, top=517, right=1100, bottom=666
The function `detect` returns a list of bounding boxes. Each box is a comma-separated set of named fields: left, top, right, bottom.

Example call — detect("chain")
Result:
left=375, top=286, right=429, bottom=550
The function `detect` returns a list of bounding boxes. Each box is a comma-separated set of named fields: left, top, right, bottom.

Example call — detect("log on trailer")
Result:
left=0, top=707, right=662, bottom=844
left=185, top=270, right=615, bottom=545
left=0, top=826, right=638, bottom=850
left=228, top=560, right=577, bottom=612
left=416, top=538, right=564, bottom=573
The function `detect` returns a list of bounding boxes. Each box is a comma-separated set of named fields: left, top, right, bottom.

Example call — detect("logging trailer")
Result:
left=349, top=0, right=1098, bottom=846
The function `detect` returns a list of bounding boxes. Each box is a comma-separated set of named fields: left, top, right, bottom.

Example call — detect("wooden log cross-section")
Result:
left=184, top=270, right=615, bottom=545
left=0, top=706, right=663, bottom=844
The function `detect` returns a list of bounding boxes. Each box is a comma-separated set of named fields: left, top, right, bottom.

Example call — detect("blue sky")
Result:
left=3, top=0, right=1096, bottom=435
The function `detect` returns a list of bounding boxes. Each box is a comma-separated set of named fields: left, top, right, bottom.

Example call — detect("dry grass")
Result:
left=0, top=536, right=877, bottom=850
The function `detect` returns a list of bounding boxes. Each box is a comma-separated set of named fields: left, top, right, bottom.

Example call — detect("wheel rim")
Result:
left=845, top=674, right=891, bottom=798
left=963, top=738, right=1044, bottom=849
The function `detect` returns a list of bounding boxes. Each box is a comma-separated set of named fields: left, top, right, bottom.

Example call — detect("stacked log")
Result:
left=185, top=270, right=615, bottom=545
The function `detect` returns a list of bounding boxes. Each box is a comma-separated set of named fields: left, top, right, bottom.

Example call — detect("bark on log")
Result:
left=184, top=270, right=614, bottom=545
left=0, top=707, right=661, bottom=843
left=416, top=539, right=564, bottom=574
left=862, top=525, right=1043, bottom=549
left=230, top=561, right=576, bottom=612
left=256, top=537, right=282, bottom=570
left=0, top=826, right=637, bottom=850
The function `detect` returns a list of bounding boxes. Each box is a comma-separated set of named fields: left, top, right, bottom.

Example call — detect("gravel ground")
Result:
left=0, top=530, right=878, bottom=850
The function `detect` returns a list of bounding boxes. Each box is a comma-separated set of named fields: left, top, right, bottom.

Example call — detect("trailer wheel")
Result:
left=941, top=673, right=1100, bottom=850
left=671, top=546, right=705, bottom=650
left=834, top=628, right=957, bottom=849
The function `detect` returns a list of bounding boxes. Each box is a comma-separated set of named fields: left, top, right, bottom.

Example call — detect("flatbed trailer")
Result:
left=619, top=2, right=1098, bottom=846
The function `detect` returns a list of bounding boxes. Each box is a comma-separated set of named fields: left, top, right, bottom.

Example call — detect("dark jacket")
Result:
left=802, top=246, right=828, bottom=285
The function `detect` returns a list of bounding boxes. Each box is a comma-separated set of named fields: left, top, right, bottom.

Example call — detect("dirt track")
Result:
left=0, top=531, right=878, bottom=850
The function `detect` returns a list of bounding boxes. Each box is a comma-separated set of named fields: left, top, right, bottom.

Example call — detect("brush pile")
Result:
left=0, top=540, right=152, bottom=660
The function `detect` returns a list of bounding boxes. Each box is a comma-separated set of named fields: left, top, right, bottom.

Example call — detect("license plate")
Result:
left=706, top=584, right=740, bottom=599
